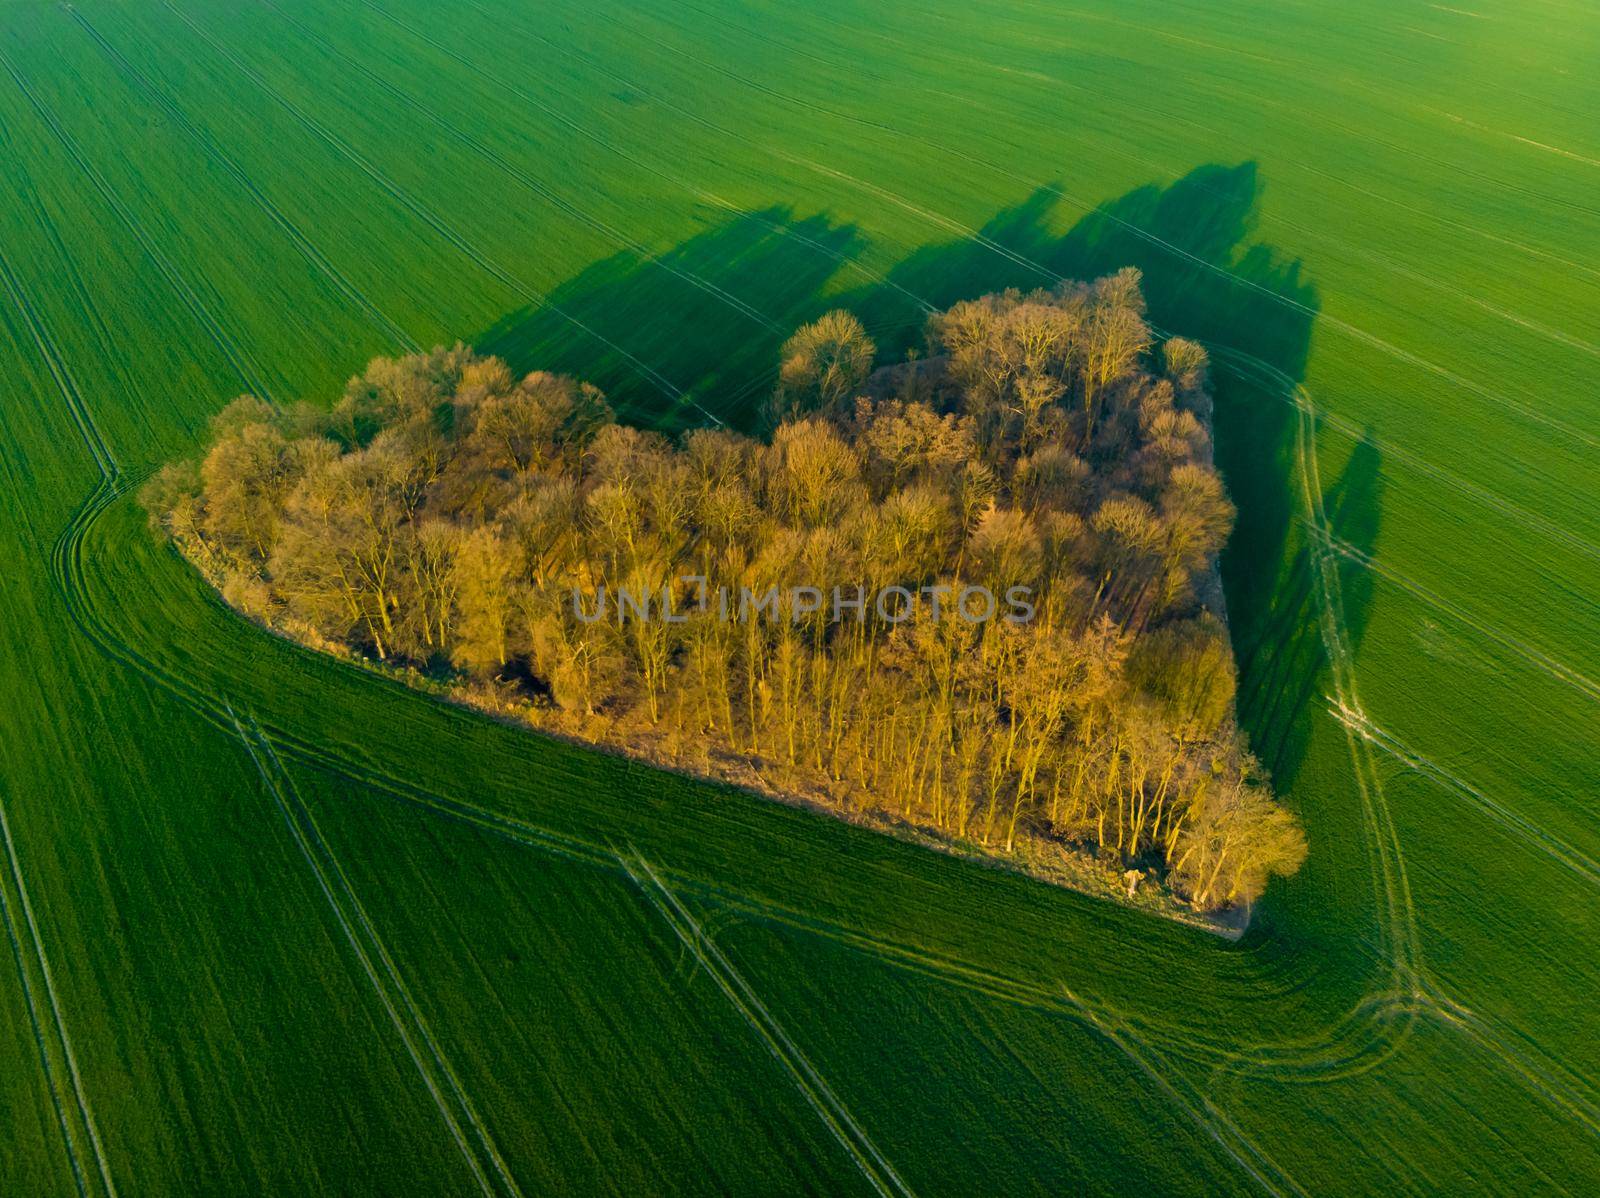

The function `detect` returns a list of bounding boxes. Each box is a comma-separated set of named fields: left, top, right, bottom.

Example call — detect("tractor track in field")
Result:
left=1003, top=2, right=1600, bottom=223
left=61, top=3, right=419, bottom=357
left=375, top=0, right=936, bottom=321
left=116, top=0, right=714, bottom=427
left=0, top=127, right=147, bottom=462
left=1310, top=527, right=1600, bottom=705
left=0, top=236, right=123, bottom=1196
left=1059, top=985, right=1310, bottom=1198
left=0, top=849, right=93, bottom=1198
left=1329, top=704, right=1600, bottom=892
left=1282, top=353, right=1425, bottom=991
left=1274, top=354, right=1600, bottom=1139
left=0, top=797, right=119, bottom=1198
left=231, top=711, right=524, bottom=1198
left=1429, top=992, right=1600, bottom=1140
left=670, top=874, right=1422, bottom=1083
left=618, top=847, right=915, bottom=1198
left=173, top=0, right=778, bottom=337
left=1296, top=399, right=1600, bottom=569
left=580, top=0, right=1600, bottom=454
left=0, top=44, right=276, bottom=403
left=650, top=0, right=1600, bottom=290
left=0, top=242, right=118, bottom=482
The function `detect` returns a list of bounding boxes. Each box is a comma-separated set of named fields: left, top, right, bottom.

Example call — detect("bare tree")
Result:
left=769, top=310, right=876, bottom=424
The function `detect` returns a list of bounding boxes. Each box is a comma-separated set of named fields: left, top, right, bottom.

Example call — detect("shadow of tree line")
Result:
left=477, top=164, right=1383, bottom=890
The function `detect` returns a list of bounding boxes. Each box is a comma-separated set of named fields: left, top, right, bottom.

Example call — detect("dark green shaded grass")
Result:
left=292, top=764, right=877, bottom=1195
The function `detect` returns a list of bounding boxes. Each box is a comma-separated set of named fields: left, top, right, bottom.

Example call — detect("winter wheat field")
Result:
left=2, top=0, right=1598, bottom=1193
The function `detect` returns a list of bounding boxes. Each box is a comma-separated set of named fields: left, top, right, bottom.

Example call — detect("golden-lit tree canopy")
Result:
left=145, top=272, right=1304, bottom=912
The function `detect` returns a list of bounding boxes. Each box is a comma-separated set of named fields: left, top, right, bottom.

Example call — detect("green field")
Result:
left=2, top=0, right=1597, bottom=1191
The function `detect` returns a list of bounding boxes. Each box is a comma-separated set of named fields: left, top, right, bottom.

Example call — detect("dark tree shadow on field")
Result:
left=1324, top=434, right=1382, bottom=665
left=478, top=164, right=1383, bottom=933
left=1236, top=434, right=1383, bottom=790
left=479, top=207, right=864, bottom=431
